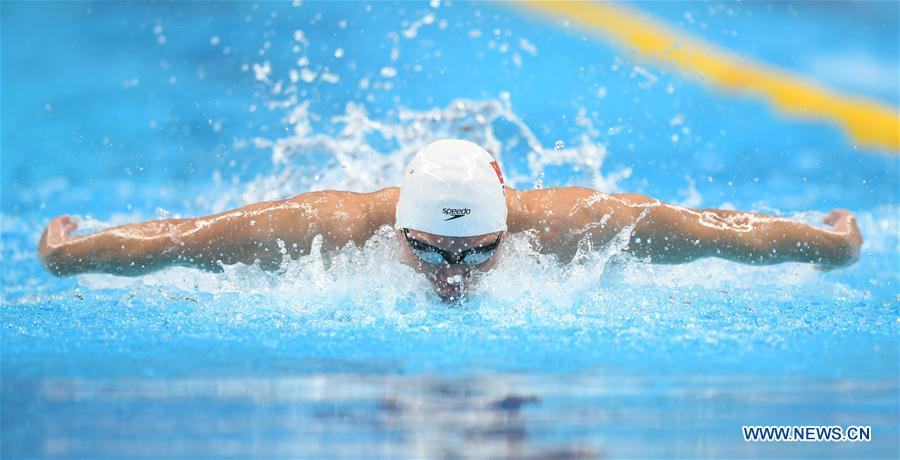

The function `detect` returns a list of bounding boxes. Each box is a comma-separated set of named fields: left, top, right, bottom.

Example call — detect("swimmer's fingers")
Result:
left=828, top=210, right=861, bottom=243
left=38, top=216, right=80, bottom=275
left=818, top=209, right=862, bottom=269
left=823, top=209, right=861, bottom=237
left=60, top=215, right=79, bottom=234
left=49, top=215, right=77, bottom=240
left=823, top=209, right=849, bottom=227
left=39, top=215, right=76, bottom=254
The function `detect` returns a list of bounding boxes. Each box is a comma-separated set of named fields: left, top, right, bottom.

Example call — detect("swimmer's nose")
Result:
left=428, top=265, right=471, bottom=300
left=431, top=264, right=470, bottom=283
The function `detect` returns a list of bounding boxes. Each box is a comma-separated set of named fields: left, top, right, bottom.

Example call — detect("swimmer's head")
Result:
left=395, top=139, right=508, bottom=301
left=395, top=139, right=507, bottom=236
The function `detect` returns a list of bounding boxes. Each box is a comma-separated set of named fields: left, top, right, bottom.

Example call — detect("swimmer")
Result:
left=38, top=139, right=862, bottom=301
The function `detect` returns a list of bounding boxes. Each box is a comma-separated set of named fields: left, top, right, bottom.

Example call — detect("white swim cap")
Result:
left=395, top=139, right=507, bottom=237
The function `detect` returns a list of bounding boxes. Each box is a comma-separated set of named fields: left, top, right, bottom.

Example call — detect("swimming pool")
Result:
left=2, top=1, right=898, bottom=458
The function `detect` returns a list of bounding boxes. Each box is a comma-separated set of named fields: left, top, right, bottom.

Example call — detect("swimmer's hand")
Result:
left=817, top=209, right=862, bottom=270
left=38, top=215, right=80, bottom=276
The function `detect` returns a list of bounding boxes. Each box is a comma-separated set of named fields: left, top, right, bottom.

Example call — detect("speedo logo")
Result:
left=442, top=208, right=471, bottom=221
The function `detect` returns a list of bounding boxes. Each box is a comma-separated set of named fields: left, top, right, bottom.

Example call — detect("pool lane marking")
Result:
left=518, top=1, right=900, bottom=153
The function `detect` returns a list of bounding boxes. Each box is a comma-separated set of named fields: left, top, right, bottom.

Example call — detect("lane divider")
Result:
left=518, top=1, right=899, bottom=153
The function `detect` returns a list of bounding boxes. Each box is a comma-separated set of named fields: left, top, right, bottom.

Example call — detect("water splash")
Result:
left=236, top=96, right=630, bottom=209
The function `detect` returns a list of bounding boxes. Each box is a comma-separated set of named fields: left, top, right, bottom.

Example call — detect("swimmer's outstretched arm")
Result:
left=37, top=188, right=398, bottom=276
left=608, top=193, right=862, bottom=269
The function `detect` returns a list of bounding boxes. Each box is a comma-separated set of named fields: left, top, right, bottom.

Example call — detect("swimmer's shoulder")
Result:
left=364, top=187, right=400, bottom=227
left=283, top=187, right=399, bottom=227
left=506, top=187, right=614, bottom=229
left=276, top=188, right=398, bottom=245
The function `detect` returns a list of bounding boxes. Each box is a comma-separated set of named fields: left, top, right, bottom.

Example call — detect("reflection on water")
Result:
left=3, top=372, right=897, bottom=459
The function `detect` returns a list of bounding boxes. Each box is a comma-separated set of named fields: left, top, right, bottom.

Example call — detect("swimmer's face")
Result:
left=397, top=229, right=505, bottom=302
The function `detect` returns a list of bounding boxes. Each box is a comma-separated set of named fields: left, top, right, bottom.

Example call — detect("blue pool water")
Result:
left=2, top=1, right=898, bottom=458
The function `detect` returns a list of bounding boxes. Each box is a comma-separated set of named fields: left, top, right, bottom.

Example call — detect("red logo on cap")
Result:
left=489, top=160, right=504, bottom=186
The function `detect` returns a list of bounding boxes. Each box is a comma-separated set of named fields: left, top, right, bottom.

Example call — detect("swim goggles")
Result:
left=403, top=228, right=502, bottom=266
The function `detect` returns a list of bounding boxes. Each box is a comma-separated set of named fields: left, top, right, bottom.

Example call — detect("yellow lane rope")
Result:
left=518, top=1, right=899, bottom=153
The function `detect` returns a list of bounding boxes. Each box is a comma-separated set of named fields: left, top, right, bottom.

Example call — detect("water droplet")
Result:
left=380, top=67, right=397, bottom=78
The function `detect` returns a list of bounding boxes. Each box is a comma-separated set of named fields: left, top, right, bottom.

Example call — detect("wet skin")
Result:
left=38, top=187, right=863, bottom=299
left=396, top=229, right=504, bottom=301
